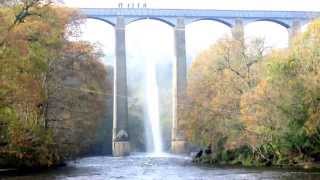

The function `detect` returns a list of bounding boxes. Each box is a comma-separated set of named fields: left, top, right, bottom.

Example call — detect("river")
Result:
left=2, top=153, right=320, bottom=180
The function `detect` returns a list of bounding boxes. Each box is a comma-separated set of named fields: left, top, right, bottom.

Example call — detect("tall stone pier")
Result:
left=288, top=20, right=301, bottom=45
left=232, top=19, right=244, bottom=42
left=172, top=18, right=188, bottom=154
left=113, top=16, right=130, bottom=156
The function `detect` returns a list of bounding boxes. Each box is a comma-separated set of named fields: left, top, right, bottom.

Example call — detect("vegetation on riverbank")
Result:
left=0, top=0, right=111, bottom=168
left=183, top=20, right=320, bottom=168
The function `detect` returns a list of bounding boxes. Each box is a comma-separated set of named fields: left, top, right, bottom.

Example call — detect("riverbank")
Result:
left=192, top=154, right=320, bottom=171
left=0, top=162, right=67, bottom=177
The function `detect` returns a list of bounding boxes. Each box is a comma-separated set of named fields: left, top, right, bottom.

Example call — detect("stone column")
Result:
left=113, top=16, right=130, bottom=157
left=232, top=19, right=244, bottom=42
left=172, top=17, right=188, bottom=154
left=288, top=20, right=301, bottom=45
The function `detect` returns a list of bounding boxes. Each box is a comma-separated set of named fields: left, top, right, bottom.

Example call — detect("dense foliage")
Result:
left=0, top=0, right=106, bottom=168
left=45, top=42, right=113, bottom=157
left=183, top=20, right=320, bottom=168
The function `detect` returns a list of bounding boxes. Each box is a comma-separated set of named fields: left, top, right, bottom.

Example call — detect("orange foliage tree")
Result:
left=181, top=37, right=265, bottom=151
left=0, top=1, right=94, bottom=168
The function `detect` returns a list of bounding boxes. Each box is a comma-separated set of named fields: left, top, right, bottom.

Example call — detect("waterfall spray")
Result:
left=145, top=59, right=163, bottom=154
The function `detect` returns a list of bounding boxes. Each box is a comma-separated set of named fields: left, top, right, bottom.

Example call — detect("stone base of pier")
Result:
left=113, top=141, right=130, bottom=157
left=171, top=140, right=187, bottom=154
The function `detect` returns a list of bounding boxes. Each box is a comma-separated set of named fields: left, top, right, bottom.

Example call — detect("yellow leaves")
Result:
left=303, top=19, right=320, bottom=42
left=240, top=77, right=290, bottom=146
left=240, top=20, right=320, bottom=149
left=184, top=36, right=266, bottom=149
left=0, top=3, right=99, bottom=168
left=305, top=108, right=320, bottom=135
left=265, top=49, right=288, bottom=62
left=185, top=19, right=320, bottom=163
left=0, top=8, right=14, bottom=33
left=64, top=41, right=94, bottom=55
left=303, top=73, right=320, bottom=135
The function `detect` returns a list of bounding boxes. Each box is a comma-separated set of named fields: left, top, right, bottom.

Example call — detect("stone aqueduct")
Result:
left=79, top=8, right=320, bottom=156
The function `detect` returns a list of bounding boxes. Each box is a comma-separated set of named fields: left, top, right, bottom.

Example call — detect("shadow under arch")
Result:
left=251, top=19, right=290, bottom=29
left=85, top=16, right=115, bottom=27
left=188, top=18, right=233, bottom=28
left=127, top=17, right=175, bottom=27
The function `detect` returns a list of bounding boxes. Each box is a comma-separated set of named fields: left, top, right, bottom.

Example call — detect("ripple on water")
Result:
left=2, top=153, right=320, bottom=180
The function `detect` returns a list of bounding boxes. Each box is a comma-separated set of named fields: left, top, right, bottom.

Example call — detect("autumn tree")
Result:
left=0, top=1, right=91, bottom=168
left=240, top=20, right=320, bottom=166
left=186, top=19, right=320, bottom=167
left=182, top=37, right=265, bottom=152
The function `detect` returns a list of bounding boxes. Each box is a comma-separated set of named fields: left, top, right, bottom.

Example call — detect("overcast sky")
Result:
left=63, top=0, right=320, bottom=11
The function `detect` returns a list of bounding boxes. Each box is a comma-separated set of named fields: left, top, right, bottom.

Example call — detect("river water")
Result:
left=2, top=153, right=320, bottom=180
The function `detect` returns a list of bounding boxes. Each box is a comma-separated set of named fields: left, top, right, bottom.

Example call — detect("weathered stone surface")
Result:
left=113, top=16, right=130, bottom=156
left=232, top=19, right=244, bottom=41
left=172, top=18, right=187, bottom=153
left=113, top=141, right=130, bottom=157
left=171, top=140, right=187, bottom=154
left=289, top=20, right=301, bottom=45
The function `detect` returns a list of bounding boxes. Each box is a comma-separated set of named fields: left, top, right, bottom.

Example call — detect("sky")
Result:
left=62, top=0, right=319, bottom=66
left=62, top=0, right=320, bottom=11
